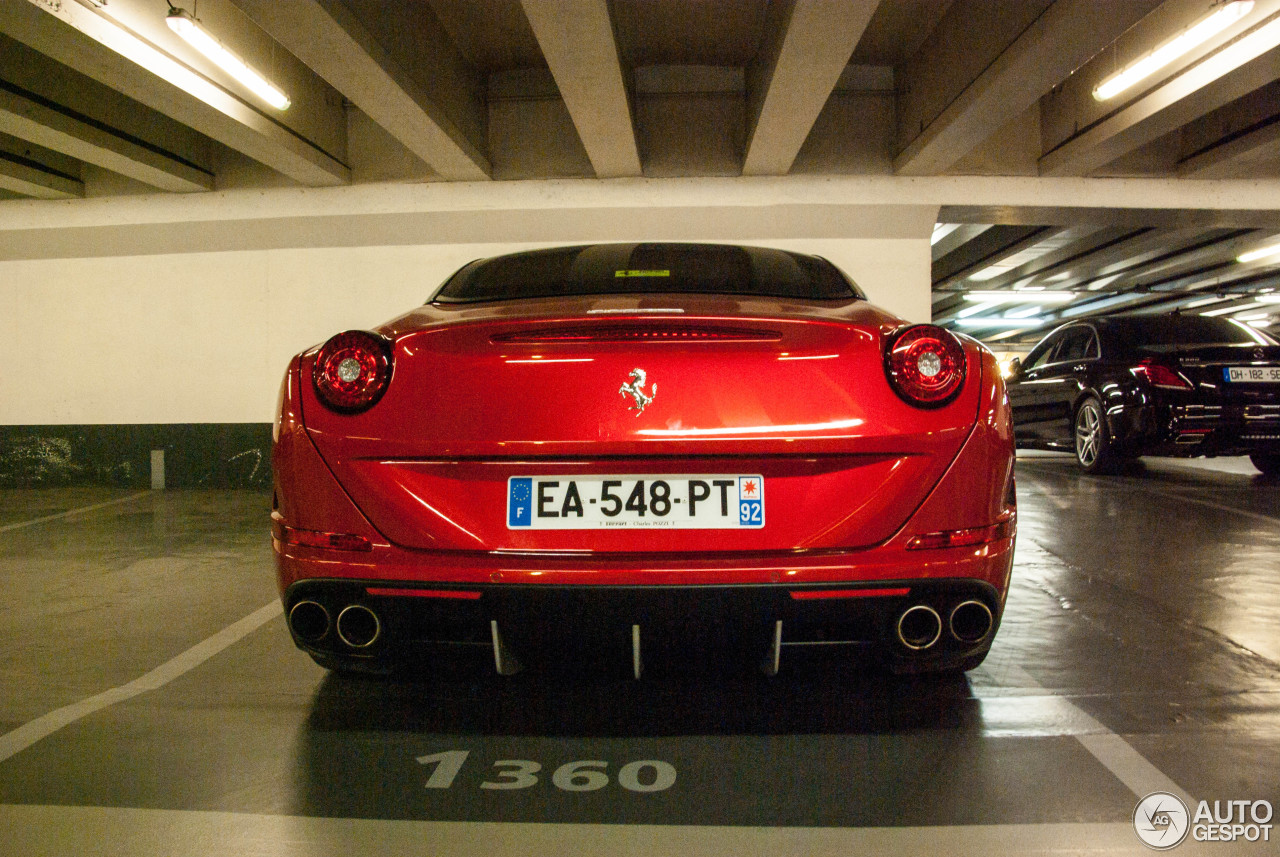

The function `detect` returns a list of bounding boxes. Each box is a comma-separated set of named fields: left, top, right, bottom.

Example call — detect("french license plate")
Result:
left=507, top=475, right=765, bottom=530
left=1224, top=366, right=1280, bottom=383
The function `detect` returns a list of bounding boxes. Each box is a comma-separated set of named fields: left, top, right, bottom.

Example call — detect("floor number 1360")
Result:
left=416, top=750, right=676, bottom=793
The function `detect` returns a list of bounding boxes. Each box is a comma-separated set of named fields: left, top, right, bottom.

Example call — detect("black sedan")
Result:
left=1006, top=314, right=1280, bottom=475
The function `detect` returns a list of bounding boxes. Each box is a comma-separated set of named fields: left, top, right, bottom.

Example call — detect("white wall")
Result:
left=0, top=178, right=936, bottom=425
left=0, top=237, right=928, bottom=425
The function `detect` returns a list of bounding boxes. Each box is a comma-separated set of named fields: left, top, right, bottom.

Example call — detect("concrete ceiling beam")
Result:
left=742, top=0, right=878, bottom=176
left=231, top=0, right=489, bottom=181
left=930, top=223, right=992, bottom=260
left=1040, top=11, right=1280, bottom=176
left=932, top=225, right=1055, bottom=286
left=0, top=88, right=213, bottom=193
left=520, top=0, right=640, bottom=178
left=0, top=154, right=82, bottom=199
left=1179, top=119, right=1280, bottom=178
left=895, top=0, right=1158, bottom=176
left=943, top=225, right=1135, bottom=291
left=0, top=0, right=348, bottom=187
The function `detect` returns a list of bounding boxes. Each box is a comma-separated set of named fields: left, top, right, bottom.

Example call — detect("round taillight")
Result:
left=885, top=325, right=967, bottom=407
left=312, top=330, right=393, bottom=413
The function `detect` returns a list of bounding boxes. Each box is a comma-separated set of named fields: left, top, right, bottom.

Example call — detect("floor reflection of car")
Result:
left=1006, top=314, right=1280, bottom=475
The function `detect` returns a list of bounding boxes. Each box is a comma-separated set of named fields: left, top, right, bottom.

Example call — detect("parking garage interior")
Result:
left=2, top=1, right=1280, bottom=855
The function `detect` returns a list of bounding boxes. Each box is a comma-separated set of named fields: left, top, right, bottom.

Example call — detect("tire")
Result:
left=1074, top=396, right=1119, bottom=474
left=1249, top=453, right=1280, bottom=477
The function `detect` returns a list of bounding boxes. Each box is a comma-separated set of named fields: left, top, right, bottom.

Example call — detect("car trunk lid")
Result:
left=302, top=298, right=980, bottom=553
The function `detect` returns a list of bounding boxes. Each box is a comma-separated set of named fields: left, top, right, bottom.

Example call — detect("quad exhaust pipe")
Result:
left=949, top=600, right=993, bottom=643
left=336, top=604, right=381, bottom=648
left=895, top=600, right=994, bottom=651
left=289, top=600, right=381, bottom=648
left=896, top=605, right=942, bottom=650
left=288, top=600, right=330, bottom=642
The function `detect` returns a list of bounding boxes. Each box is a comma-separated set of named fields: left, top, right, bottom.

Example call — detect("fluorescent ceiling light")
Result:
left=1234, top=312, right=1271, bottom=321
left=29, top=0, right=231, bottom=110
left=1238, top=241, right=1280, bottom=263
left=1255, top=295, right=1280, bottom=304
left=1093, top=0, right=1254, bottom=101
left=986, top=328, right=1037, bottom=341
left=956, top=317, right=1046, bottom=327
left=1003, top=305, right=1045, bottom=319
left=1204, top=301, right=1263, bottom=316
left=1183, top=295, right=1229, bottom=308
left=957, top=301, right=1000, bottom=318
left=961, top=291, right=1076, bottom=303
left=166, top=8, right=290, bottom=109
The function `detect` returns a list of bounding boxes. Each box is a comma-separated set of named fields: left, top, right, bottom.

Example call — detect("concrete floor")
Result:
left=0, top=455, right=1278, bottom=855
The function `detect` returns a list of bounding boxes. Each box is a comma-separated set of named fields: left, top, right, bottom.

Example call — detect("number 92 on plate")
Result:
left=507, top=474, right=765, bottom=530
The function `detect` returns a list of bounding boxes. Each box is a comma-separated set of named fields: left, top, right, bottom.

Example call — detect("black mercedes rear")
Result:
left=1007, top=314, right=1280, bottom=474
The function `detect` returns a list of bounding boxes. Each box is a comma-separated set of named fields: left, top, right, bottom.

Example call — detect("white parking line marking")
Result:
left=0, top=601, right=281, bottom=763
left=993, top=664, right=1195, bottom=807
left=0, top=491, right=151, bottom=533
left=7, top=805, right=1266, bottom=857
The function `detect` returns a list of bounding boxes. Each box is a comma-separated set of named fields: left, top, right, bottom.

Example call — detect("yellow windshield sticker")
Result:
left=615, top=269, right=671, bottom=278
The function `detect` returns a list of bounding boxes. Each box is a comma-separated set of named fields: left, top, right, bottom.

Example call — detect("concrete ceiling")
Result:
left=3, top=0, right=1280, bottom=346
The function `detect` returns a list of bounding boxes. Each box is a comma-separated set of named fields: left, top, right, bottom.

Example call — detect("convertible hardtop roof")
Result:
left=432, top=242, right=865, bottom=304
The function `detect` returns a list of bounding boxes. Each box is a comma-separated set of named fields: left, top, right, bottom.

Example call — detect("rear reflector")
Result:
left=366, top=588, right=482, bottom=599
left=790, top=587, right=910, bottom=600
left=273, top=519, right=372, bottom=552
left=906, top=515, right=1015, bottom=551
left=492, top=325, right=782, bottom=343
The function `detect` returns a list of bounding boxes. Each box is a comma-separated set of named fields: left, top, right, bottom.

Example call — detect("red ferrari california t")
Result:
left=272, top=243, right=1016, bottom=677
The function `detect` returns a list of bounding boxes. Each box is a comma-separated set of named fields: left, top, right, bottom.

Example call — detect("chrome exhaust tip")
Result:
left=949, top=600, right=994, bottom=644
left=288, top=600, right=330, bottom=642
left=896, top=605, right=942, bottom=651
left=336, top=604, right=381, bottom=649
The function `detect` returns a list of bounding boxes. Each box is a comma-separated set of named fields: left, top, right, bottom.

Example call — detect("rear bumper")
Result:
left=1113, top=401, right=1280, bottom=456
left=274, top=536, right=1014, bottom=675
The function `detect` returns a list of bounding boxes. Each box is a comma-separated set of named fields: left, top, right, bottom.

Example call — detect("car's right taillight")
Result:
left=1130, top=358, right=1191, bottom=390
left=885, top=325, right=967, bottom=407
left=312, top=330, right=394, bottom=413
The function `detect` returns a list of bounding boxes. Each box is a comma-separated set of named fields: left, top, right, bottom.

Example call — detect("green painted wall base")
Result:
left=0, top=424, right=272, bottom=488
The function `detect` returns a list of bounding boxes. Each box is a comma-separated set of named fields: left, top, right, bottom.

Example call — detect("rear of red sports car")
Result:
left=272, top=243, right=1015, bottom=676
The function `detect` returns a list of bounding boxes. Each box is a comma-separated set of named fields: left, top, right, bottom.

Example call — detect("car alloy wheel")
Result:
left=1074, top=397, right=1116, bottom=473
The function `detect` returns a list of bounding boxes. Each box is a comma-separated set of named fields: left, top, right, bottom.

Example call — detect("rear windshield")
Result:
left=432, top=243, right=863, bottom=303
left=1112, top=315, right=1277, bottom=351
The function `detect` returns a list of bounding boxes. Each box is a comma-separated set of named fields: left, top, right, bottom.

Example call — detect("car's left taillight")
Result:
left=1130, top=357, right=1191, bottom=390
left=312, top=330, right=394, bottom=413
left=885, top=324, right=967, bottom=407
